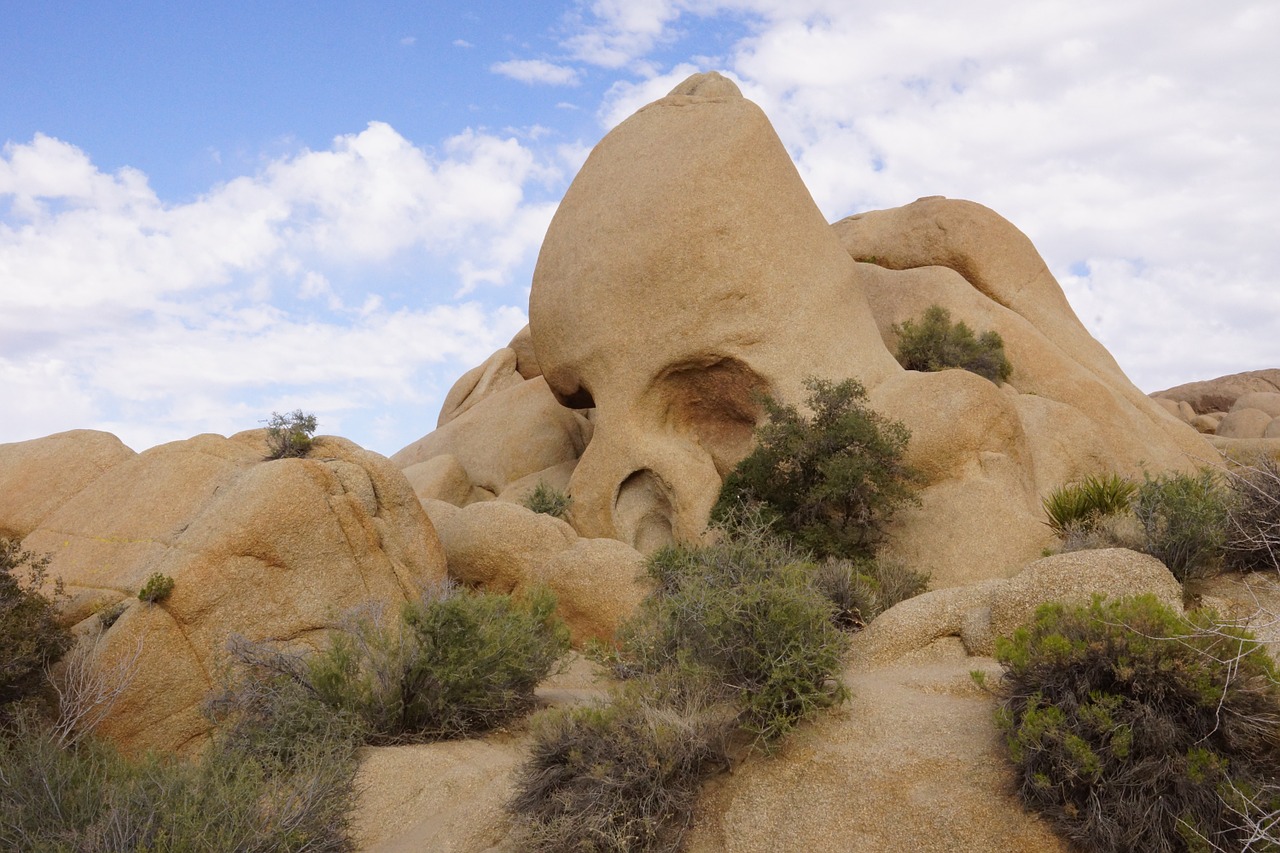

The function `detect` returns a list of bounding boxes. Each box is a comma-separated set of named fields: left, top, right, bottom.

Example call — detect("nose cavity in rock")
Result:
left=615, top=469, right=675, bottom=553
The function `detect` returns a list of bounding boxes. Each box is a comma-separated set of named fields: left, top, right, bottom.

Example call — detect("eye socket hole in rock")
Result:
left=615, top=469, right=676, bottom=553
left=650, top=356, right=768, bottom=478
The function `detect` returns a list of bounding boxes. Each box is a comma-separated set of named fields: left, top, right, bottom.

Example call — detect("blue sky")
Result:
left=3, top=1, right=1278, bottom=455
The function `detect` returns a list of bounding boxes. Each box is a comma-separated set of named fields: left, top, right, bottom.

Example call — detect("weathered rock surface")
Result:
left=424, top=499, right=648, bottom=645
left=393, top=376, right=592, bottom=506
left=851, top=548, right=1182, bottom=667
left=684, top=656, right=1068, bottom=853
left=1232, top=391, right=1280, bottom=418
left=1217, top=407, right=1276, bottom=439
left=20, top=431, right=446, bottom=754
left=0, top=430, right=136, bottom=539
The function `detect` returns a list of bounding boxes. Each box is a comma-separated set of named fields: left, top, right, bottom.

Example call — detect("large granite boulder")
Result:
left=518, top=70, right=1213, bottom=586
left=0, top=430, right=136, bottom=540
left=19, top=430, right=446, bottom=754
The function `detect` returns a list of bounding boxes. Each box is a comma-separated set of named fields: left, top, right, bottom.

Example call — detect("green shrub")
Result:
left=234, top=584, right=569, bottom=744
left=265, top=409, right=318, bottom=460
left=523, top=482, right=572, bottom=519
left=510, top=516, right=852, bottom=851
left=714, top=377, right=918, bottom=560
left=1, top=538, right=72, bottom=713
left=623, top=530, right=850, bottom=744
left=994, top=595, right=1280, bottom=853
left=2, top=682, right=360, bottom=852
left=1042, top=473, right=1137, bottom=537
left=893, top=304, right=1013, bottom=384
left=509, top=688, right=729, bottom=853
left=1132, top=469, right=1229, bottom=582
left=811, top=556, right=929, bottom=631
left=137, top=572, right=175, bottom=604
left=1223, top=454, right=1280, bottom=573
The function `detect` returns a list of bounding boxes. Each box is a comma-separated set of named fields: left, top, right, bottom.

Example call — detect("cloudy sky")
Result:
left=3, top=1, right=1277, bottom=455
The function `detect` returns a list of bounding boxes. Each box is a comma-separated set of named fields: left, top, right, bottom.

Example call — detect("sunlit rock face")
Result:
left=529, top=71, right=900, bottom=553
left=521, top=70, right=1213, bottom=587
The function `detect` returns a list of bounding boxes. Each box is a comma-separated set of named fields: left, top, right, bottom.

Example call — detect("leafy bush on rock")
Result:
left=523, top=482, right=572, bottom=519
left=893, top=304, right=1013, bottom=384
left=227, top=583, right=569, bottom=744
left=994, top=595, right=1280, bottom=853
left=264, top=409, right=318, bottom=460
left=1, top=537, right=72, bottom=714
left=1132, top=469, right=1229, bottom=582
left=137, top=572, right=175, bottom=604
left=714, top=377, right=918, bottom=560
left=1042, top=473, right=1137, bottom=538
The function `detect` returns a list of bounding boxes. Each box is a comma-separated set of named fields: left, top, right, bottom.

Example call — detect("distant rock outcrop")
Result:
left=1149, top=369, right=1280, bottom=452
left=10, top=430, right=446, bottom=754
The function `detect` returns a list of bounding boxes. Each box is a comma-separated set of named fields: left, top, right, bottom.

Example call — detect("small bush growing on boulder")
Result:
left=523, top=482, right=572, bottom=519
left=893, top=304, right=1013, bottom=384
left=137, top=572, right=174, bottom=604
left=1132, top=469, right=1229, bottom=582
left=994, top=595, right=1280, bottom=853
left=1, top=538, right=72, bottom=714
left=227, top=583, right=569, bottom=743
left=264, top=409, right=318, bottom=459
left=714, top=377, right=918, bottom=560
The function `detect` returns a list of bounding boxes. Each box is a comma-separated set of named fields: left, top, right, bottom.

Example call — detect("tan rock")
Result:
left=429, top=499, right=647, bottom=643
left=852, top=549, right=1182, bottom=666
left=534, top=538, right=648, bottom=645
left=507, top=325, right=542, bottom=380
left=430, top=500, right=577, bottom=592
left=1266, top=418, right=1280, bottom=439
left=529, top=71, right=901, bottom=550
left=1153, top=368, right=1280, bottom=415
left=402, top=453, right=485, bottom=507
left=1233, top=391, right=1280, bottom=418
left=974, top=548, right=1183, bottom=655
left=1216, top=408, right=1274, bottom=439
left=355, top=739, right=519, bottom=853
left=436, top=347, right=524, bottom=428
left=392, top=377, right=592, bottom=498
left=22, top=431, right=446, bottom=754
left=0, top=430, right=136, bottom=539
left=495, top=460, right=576, bottom=506
left=1190, top=413, right=1223, bottom=434
left=685, top=656, right=1068, bottom=853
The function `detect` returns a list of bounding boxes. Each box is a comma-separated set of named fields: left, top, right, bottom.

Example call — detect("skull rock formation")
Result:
left=516, top=71, right=1216, bottom=586
left=529, top=71, right=901, bottom=553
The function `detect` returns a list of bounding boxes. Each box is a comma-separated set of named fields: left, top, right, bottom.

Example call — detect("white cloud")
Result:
left=491, top=59, right=582, bottom=86
left=563, top=0, right=685, bottom=67
left=400, top=36, right=416, bottom=46
left=568, top=0, right=1280, bottom=392
left=0, top=125, right=555, bottom=452
left=453, top=39, right=474, bottom=48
